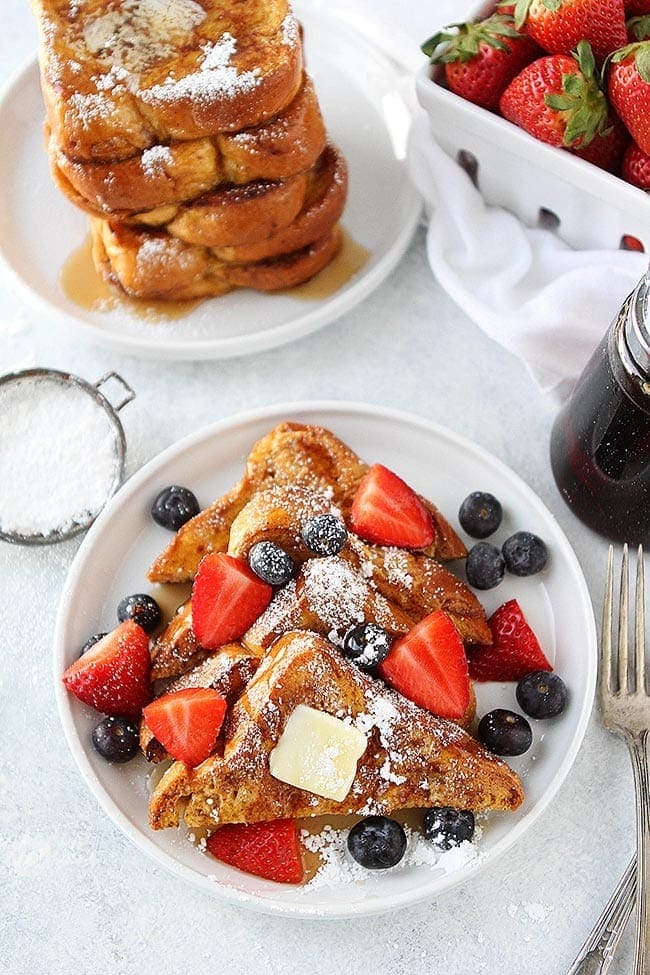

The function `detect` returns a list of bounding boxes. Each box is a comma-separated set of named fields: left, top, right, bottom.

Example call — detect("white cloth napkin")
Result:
left=408, top=118, right=648, bottom=396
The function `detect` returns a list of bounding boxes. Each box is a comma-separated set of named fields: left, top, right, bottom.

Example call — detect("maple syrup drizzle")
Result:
left=61, top=229, right=370, bottom=320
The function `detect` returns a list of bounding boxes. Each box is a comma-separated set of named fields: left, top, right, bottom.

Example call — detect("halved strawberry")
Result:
left=207, top=819, right=304, bottom=884
left=467, top=599, right=552, bottom=682
left=62, top=620, right=151, bottom=717
left=143, top=687, right=226, bottom=767
left=350, top=464, right=435, bottom=549
left=192, top=553, right=273, bottom=650
left=377, top=610, right=470, bottom=720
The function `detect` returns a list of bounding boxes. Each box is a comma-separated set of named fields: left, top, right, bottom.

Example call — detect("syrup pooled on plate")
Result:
left=61, top=230, right=370, bottom=320
left=60, top=236, right=203, bottom=322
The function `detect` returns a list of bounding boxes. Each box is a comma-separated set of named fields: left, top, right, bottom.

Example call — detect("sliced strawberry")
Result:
left=350, top=464, right=435, bottom=549
left=467, top=599, right=552, bottom=682
left=377, top=610, right=469, bottom=720
left=143, top=687, right=226, bottom=767
left=62, top=620, right=151, bottom=717
left=207, top=819, right=304, bottom=884
left=192, top=553, right=273, bottom=650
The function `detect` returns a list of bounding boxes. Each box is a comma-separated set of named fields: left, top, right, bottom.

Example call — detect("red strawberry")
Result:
left=422, top=14, right=541, bottom=110
left=350, top=464, right=435, bottom=549
left=191, top=553, right=273, bottom=650
left=627, top=1, right=650, bottom=16
left=143, top=687, right=226, bottom=767
left=500, top=44, right=626, bottom=171
left=62, top=620, right=151, bottom=717
left=207, top=819, right=304, bottom=884
left=514, top=0, right=628, bottom=63
left=621, top=235, right=646, bottom=252
left=609, top=42, right=650, bottom=154
left=378, top=610, right=470, bottom=720
left=622, top=141, right=650, bottom=186
left=466, top=599, right=552, bottom=682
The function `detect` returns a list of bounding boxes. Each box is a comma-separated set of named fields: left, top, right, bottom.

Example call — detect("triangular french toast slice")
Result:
left=227, top=484, right=490, bottom=645
left=149, top=631, right=523, bottom=830
left=148, top=423, right=466, bottom=583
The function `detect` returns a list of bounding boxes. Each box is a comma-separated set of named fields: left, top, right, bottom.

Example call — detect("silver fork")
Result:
left=599, top=544, right=650, bottom=975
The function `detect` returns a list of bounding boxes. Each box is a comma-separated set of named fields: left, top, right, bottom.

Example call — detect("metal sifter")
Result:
left=0, top=368, right=135, bottom=545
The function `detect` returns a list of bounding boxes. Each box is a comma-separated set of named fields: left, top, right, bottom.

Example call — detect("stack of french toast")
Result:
left=142, top=423, right=524, bottom=833
left=30, top=0, right=347, bottom=300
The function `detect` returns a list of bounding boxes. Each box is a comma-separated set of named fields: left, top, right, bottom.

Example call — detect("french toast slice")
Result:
left=149, top=631, right=523, bottom=830
left=91, top=218, right=342, bottom=300
left=164, top=170, right=310, bottom=248
left=148, top=423, right=467, bottom=584
left=227, top=485, right=490, bottom=644
left=31, top=0, right=303, bottom=163
left=49, top=76, right=326, bottom=217
left=141, top=644, right=258, bottom=762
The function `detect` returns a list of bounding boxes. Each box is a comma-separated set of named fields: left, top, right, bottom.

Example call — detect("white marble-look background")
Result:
left=0, top=2, right=637, bottom=973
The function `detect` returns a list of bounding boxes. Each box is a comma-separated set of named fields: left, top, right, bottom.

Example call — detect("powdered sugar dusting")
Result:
left=302, top=823, right=481, bottom=889
left=141, top=31, right=261, bottom=105
left=141, top=144, right=174, bottom=177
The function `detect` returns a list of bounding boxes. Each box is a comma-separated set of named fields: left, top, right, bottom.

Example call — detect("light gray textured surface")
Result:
left=0, top=3, right=638, bottom=974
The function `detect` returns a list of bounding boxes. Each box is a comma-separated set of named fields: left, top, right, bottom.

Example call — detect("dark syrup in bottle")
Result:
left=550, top=271, right=650, bottom=544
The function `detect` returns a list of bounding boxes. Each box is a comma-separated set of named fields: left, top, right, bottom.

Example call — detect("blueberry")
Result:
left=465, top=542, right=505, bottom=590
left=117, top=593, right=161, bottom=634
left=423, top=807, right=475, bottom=850
left=248, top=541, right=294, bottom=586
left=478, top=709, right=533, bottom=756
left=458, top=492, right=503, bottom=539
left=302, top=514, right=348, bottom=557
left=502, top=532, right=548, bottom=576
left=92, top=716, right=140, bottom=763
left=347, top=816, right=407, bottom=869
left=79, top=632, right=107, bottom=657
left=516, top=671, right=567, bottom=719
left=342, top=623, right=393, bottom=669
left=151, top=485, right=200, bottom=531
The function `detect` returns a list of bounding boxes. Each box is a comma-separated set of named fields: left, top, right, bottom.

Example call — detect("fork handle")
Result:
left=566, top=857, right=636, bottom=975
left=626, top=729, right=650, bottom=975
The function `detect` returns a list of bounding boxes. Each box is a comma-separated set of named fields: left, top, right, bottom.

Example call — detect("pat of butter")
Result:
left=269, top=705, right=367, bottom=802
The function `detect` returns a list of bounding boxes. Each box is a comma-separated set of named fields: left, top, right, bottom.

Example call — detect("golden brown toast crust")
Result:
left=49, top=76, right=326, bottom=217
left=32, top=0, right=303, bottom=162
left=166, top=170, right=309, bottom=248
left=148, top=423, right=467, bottom=584
left=149, top=632, right=522, bottom=830
left=92, top=217, right=342, bottom=300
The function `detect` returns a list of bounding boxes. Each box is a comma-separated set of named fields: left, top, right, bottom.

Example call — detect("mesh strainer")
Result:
left=0, top=368, right=135, bottom=545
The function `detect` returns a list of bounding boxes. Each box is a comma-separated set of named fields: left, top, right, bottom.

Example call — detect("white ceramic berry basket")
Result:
left=416, top=0, right=650, bottom=251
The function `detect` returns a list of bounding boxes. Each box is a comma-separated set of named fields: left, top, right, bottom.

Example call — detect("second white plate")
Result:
left=0, top=4, right=420, bottom=360
left=54, top=402, right=597, bottom=918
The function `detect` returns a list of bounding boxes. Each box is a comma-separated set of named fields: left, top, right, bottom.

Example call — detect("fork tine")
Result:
left=601, top=546, right=614, bottom=696
left=618, top=544, right=629, bottom=694
left=635, top=544, right=646, bottom=695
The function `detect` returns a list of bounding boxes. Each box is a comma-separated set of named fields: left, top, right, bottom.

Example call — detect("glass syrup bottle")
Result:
left=550, top=267, right=650, bottom=544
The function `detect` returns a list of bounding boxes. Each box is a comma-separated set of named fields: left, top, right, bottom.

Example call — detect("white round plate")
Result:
left=0, top=4, right=420, bottom=360
left=54, top=403, right=596, bottom=918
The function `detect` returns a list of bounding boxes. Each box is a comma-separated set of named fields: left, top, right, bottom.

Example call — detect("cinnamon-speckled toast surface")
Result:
left=31, top=0, right=303, bottom=162
left=148, top=423, right=467, bottom=584
left=149, top=632, right=523, bottom=830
